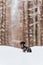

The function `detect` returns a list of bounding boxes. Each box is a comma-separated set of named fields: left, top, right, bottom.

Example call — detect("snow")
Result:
left=0, top=46, right=43, bottom=65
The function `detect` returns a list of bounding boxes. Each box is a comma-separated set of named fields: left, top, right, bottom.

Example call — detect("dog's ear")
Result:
left=20, top=41, right=25, bottom=49
left=20, top=41, right=25, bottom=45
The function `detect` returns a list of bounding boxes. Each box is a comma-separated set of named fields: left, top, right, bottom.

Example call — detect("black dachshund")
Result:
left=20, top=41, right=32, bottom=52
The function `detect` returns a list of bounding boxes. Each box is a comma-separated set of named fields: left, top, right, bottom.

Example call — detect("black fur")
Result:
left=20, top=41, right=32, bottom=52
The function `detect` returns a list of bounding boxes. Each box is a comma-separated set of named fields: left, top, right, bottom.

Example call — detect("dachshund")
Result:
left=20, top=41, right=32, bottom=52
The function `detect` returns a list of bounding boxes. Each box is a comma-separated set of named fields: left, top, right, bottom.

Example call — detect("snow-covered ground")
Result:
left=0, top=46, right=43, bottom=65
